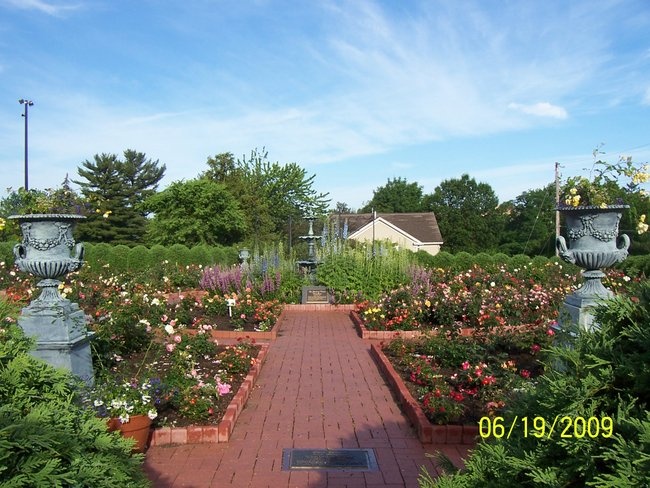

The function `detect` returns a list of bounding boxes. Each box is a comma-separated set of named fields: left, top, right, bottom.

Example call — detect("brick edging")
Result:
left=283, top=303, right=356, bottom=311
left=149, top=343, right=270, bottom=447
left=370, top=344, right=478, bottom=445
left=351, top=311, right=426, bottom=340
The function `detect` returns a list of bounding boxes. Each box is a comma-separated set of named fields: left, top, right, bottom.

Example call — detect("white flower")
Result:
left=164, top=324, right=175, bottom=335
left=93, top=399, right=104, bottom=407
left=119, top=414, right=130, bottom=424
left=147, top=409, right=158, bottom=420
left=150, top=297, right=161, bottom=306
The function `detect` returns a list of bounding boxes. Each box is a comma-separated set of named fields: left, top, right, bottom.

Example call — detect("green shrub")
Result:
left=167, top=244, right=191, bottom=266
left=107, top=244, right=130, bottom=273
left=188, top=245, right=211, bottom=266
left=0, top=241, right=15, bottom=267
left=422, top=281, right=650, bottom=487
left=429, top=251, right=455, bottom=269
left=127, top=245, right=151, bottom=273
left=83, top=242, right=111, bottom=270
left=0, top=322, right=150, bottom=487
left=452, top=251, right=474, bottom=271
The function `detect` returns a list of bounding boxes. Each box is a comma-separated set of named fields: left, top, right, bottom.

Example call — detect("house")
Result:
left=332, top=212, right=444, bottom=256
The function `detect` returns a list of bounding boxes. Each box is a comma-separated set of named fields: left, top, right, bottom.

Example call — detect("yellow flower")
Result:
left=637, top=215, right=648, bottom=235
left=102, top=210, right=112, bottom=218
left=0, top=217, right=5, bottom=231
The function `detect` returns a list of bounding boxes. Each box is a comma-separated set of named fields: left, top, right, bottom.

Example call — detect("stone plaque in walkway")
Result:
left=282, top=448, right=378, bottom=471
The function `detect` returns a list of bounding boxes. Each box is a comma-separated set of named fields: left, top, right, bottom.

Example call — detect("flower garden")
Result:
left=0, top=242, right=647, bottom=486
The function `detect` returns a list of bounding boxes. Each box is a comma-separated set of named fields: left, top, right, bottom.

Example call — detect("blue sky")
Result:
left=1, top=0, right=649, bottom=211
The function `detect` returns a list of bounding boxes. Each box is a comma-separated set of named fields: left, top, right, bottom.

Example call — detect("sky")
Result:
left=0, top=0, right=649, bottom=211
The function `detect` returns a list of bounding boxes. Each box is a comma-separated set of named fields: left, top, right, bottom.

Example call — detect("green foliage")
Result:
left=360, top=177, right=424, bottom=213
left=167, top=244, right=191, bottom=266
left=75, top=150, right=165, bottom=245
left=83, top=242, right=112, bottom=271
left=424, top=174, right=504, bottom=253
left=202, top=149, right=330, bottom=244
left=0, top=323, right=150, bottom=487
left=107, top=244, right=131, bottom=273
left=142, top=178, right=247, bottom=246
left=316, top=240, right=414, bottom=300
left=499, top=184, right=556, bottom=257
left=127, top=245, right=151, bottom=273
left=424, top=282, right=650, bottom=487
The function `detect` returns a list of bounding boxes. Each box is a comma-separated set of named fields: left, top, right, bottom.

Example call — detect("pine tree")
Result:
left=74, top=150, right=165, bottom=245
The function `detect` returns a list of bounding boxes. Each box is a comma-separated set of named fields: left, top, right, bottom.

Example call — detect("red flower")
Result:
left=520, top=369, right=531, bottom=379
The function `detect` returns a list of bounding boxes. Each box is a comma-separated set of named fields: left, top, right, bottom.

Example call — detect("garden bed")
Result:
left=370, top=328, right=548, bottom=444
left=351, top=311, right=533, bottom=341
left=371, top=344, right=477, bottom=444
left=149, top=343, right=269, bottom=446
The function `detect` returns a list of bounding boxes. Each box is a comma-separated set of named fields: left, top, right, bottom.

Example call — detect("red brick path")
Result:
left=144, top=309, right=472, bottom=487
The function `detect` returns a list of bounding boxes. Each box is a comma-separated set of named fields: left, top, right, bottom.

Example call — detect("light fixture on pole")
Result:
left=19, top=98, right=34, bottom=191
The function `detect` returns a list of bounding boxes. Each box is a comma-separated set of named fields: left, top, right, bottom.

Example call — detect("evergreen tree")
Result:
left=74, top=150, right=165, bottom=245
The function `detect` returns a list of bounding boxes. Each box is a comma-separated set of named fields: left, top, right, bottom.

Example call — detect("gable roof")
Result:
left=332, top=212, right=443, bottom=244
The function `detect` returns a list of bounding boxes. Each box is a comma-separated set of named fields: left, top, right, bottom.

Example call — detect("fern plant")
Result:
left=0, top=317, right=151, bottom=487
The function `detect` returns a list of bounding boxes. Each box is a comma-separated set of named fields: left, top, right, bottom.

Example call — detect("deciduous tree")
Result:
left=142, top=179, right=246, bottom=246
left=423, top=174, right=503, bottom=253
left=361, top=177, right=423, bottom=213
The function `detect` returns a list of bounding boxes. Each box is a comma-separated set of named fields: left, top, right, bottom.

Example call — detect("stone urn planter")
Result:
left=8, top=213, right=94, bottom=384
left=555, top=205, right=629, bottom=329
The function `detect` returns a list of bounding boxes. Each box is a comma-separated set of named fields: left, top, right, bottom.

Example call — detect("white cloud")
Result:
left=2, top=0, right=80, bottom=17
left=507, top=102, right=568, bottom=119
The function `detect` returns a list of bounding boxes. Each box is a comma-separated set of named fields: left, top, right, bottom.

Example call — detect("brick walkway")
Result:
left=144, top=309, right=472, bottom=487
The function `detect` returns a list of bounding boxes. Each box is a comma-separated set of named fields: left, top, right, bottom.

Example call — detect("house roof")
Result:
left=332, top=212, right=443, bottom=244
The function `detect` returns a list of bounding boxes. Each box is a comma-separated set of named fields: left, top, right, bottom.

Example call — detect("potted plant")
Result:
left=556, top=154, right=648, bottom=302
left=90, top=376, right=164, bottom=452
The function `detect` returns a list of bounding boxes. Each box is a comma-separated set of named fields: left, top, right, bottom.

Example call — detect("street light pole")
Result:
left=19, top=99, right=34, bottom=191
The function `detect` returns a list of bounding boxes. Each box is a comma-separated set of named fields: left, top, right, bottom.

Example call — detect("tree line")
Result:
left=1, top=151, right=647, bottom=257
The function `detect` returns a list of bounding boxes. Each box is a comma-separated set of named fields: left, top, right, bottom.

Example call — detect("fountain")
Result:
left=297, top=216, right=329, bottom=304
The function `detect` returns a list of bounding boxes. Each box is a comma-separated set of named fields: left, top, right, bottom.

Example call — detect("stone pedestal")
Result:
left=18, top=298, right=94, bottom=385
left=560, top=293, right=601, bottom=332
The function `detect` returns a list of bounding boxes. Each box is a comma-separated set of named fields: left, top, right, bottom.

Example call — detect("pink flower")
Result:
left=161, top=314, right=168, bottom=323
left=520, top=369, right=531, bottom=379
left=531, top=344, right=541, bottom=354
left=174, top=335, right=182, bottom=343
left=546, top=328, right=555, bottom=336
left=217, top=382, right=231, bottom=395
left=166, top=343, right=176, bottom=352
left=461, top=361, right=471, bottom=370
left=240, top=313, right=246, bottom=320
